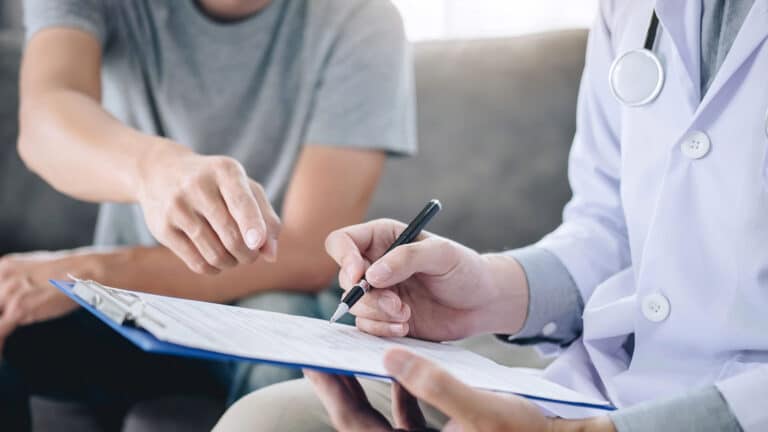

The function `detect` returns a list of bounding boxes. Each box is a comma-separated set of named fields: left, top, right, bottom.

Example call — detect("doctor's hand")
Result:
left=136, top=141, right=281, bottom=274
left=307, top=348, right=617, bottom=432
left=325, top=219, right=529, bottom=341
left=0, top=252, right=87, bottom=354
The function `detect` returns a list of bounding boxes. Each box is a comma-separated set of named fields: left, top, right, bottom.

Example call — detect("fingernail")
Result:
left=378, top=295, right=397, bottom=313
left=384, top=349, right=413, bottom=376
left=245, top=229, right=261, bottom=250
left=367, top=262, right=392, bottom=283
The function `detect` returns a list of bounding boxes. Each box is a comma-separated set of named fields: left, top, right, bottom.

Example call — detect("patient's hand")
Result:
left=136, top=143, right=282, bottom=274
left=0, top=251, right=94, bottom=353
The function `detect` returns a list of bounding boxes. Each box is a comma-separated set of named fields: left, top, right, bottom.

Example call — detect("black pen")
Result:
left=329, top=199, right=442, bottom=324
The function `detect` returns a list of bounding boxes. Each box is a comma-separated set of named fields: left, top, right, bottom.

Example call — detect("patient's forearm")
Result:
left=19, top=89, right=165, bottom=203
left=84, top=230, right=338, bottom=303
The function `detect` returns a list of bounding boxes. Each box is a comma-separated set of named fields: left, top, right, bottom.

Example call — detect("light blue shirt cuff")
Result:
left=497, top=246, right=583, bottom=347
left=609, top=386, right=742, bottom=432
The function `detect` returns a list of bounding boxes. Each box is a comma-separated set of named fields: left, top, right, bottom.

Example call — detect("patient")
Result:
left=1, top=0, right=413, bottom=429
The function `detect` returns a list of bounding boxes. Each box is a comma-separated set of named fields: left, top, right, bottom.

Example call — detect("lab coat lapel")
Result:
left=696, top=0, right=768, bottom=113
left=654, top=0, right=702, bottom=100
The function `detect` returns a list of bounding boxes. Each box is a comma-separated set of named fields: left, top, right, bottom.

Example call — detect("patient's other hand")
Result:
left=0, top=251, right=92, bottom=353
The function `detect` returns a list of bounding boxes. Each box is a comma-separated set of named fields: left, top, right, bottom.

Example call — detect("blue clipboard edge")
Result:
left=51, top=279, right=615, bottom=412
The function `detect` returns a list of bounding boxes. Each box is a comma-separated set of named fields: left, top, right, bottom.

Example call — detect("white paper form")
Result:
left=106, top=286, right=611, bottom=416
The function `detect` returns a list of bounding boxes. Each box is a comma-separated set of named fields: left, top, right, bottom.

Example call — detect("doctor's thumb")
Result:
left=383, top=348, right=477, bottom=420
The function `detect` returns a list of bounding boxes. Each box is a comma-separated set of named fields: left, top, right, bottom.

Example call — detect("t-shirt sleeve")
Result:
left=23, top=0, right=110, bottom=45
left=305, top=1, right=416, bottom=156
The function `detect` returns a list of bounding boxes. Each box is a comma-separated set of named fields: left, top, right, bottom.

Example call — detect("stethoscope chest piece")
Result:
left=609, top=48, right=665, bottom=107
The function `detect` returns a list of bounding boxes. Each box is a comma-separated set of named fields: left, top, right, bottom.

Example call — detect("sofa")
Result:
left=0, top=3, right=587, bottom=429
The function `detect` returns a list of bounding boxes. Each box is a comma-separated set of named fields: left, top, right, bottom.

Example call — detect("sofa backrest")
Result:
left=367, top=30, right=587, bottom=252
left=0, top=31, right=98, bottom=254
left=0, top=29, right=588, bottom=256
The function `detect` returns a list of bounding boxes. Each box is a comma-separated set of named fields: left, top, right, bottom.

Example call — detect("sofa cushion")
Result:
left=368, top=30, right=588, bottom=253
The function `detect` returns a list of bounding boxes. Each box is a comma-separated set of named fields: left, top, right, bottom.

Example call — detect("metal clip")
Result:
left=68, top=275, right=165, bottom=329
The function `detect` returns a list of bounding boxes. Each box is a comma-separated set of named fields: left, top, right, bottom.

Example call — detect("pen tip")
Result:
left=329, top=303, right=348, bottom=324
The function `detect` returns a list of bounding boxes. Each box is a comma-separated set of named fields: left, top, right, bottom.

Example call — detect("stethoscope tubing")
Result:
left=609, top=9, right=664, bottom=107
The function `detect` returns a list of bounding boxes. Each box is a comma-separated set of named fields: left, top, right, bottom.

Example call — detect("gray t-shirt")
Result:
left=24, top=0, right=416, bottom=247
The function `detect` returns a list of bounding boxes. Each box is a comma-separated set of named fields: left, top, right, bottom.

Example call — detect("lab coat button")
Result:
left=680, top=131, right=711, bottom=159
left=642, top=293, right=670, bottom=322
left=542, top=322, right=557, bottom=336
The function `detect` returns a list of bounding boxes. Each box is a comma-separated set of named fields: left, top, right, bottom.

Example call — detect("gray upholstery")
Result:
left=369, top=31, right=586, bottom=252
left=368, top=31, right=587, bottom=370
left=0, top=30, right=98, bottom=255
left=0, top=7, right=588, bottom=429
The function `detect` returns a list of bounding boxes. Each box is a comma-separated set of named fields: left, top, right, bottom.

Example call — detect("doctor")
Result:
left=216, top=0, right=768, bottom=431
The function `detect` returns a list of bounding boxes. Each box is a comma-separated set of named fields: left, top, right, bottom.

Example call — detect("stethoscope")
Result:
left=609, top=11, right=663, bottom=107
left=610, top=10, right=768, bottom=138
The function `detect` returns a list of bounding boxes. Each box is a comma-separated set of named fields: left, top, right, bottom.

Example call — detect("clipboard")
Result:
left=51, top=278, right=390, bottom=380
left=51, top=279, right=616, bottom=414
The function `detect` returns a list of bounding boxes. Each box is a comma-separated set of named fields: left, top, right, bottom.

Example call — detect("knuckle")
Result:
left=250, top=181, right=265, bottom=196
left=210, top=249, right=232, bottom=268
left=396, top=243, right=418, bottom=262
left=187, top=223, right=206, bottom=241
left=437, top=239, right=461, bottom=264
left=213, top=156, right=242, bottom=176
left=157, top=223, right=177, bottom=241
left=0, top=260, right=12, bottom=280
left=168, top=194, right=187, bottom=215
left=221, top=227, right=243, bottom=251
left=190, top=261, right=208, bottom=274
left=211, top=205, right=232, bottom=226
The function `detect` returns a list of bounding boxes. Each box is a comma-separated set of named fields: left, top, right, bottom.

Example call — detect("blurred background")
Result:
left=392, top=0, right=596, bottom=40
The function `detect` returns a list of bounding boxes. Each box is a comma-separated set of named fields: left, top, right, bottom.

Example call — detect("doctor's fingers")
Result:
left=391, top=382, right=428, bottom=431
left=326, top=228, right=371, bottom=289
left=365, top=238, right=460, bottom=288
left=304, top=369, right=392, bottom=432
left=326, top=219, right=428, bottom=276
left=383, top=348, right=487, bottom=423
left=349, top=290, right=411, bottom=323
left=356, top=316, right=410, bottom=338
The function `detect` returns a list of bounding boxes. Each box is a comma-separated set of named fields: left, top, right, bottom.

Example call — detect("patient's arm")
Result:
left=90, top=145, right=385, bottom=300
left=71, top=145, right=384, bottom=301
left=0, top=145, right=384, bottom=341
left=18, top=28, right=280, bottom=274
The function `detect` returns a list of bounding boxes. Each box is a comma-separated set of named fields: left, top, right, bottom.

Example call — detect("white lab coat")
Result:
left=536, top=1, right=768, bottom=430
